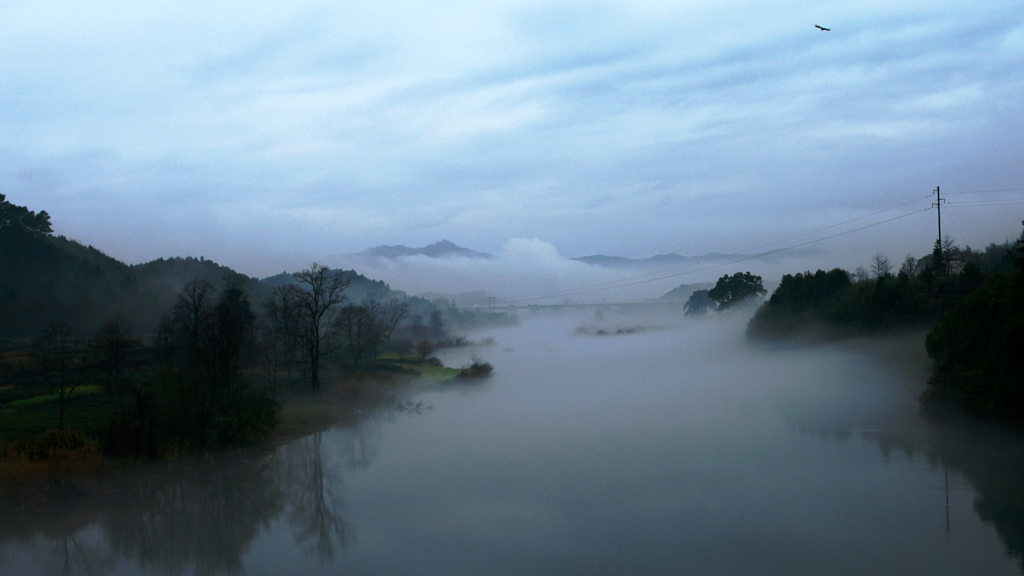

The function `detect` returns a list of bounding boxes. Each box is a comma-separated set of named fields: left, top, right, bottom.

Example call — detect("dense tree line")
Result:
left=923, top=226, right=1024, bottom=420
left=1, top=194, right=167, bottom=338
left=742, top=228, right=1024, bottom=421
left=682, top=272, right=766, bottom=315
left=2, top=194, right=509, bottom=458
left=147, top=277, right=276, bottom=452
left=747, top=237, right=1016, bottom=340
left=18, top=263, right=419, bottom=457
left=0, top=193, right=442, bottom=341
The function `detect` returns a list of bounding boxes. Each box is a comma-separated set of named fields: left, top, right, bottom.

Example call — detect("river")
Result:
left=3, top=312, right=1024, bottom=575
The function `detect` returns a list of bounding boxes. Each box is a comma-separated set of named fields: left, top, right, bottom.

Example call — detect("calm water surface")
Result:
left=3, top=313, right=1024, bottom=575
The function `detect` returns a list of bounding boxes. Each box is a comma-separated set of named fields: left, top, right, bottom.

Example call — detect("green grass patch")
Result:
left=358, top=354, right=461, bottom=385
left=5, top=385, right=102, bottom=407
left=0, top=387, right=113, bottom=440
left=414, top=363, right=461, bottom=384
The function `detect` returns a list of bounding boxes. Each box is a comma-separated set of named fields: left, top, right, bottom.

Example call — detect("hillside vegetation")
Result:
left=1, top=193, right=506, bottom=462
left=746, top=228, right=1024, bottom=422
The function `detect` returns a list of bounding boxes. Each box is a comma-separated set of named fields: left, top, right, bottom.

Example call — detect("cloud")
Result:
left=322, top=239, right=651, bottom=302
left=318, top=238, right=834, bottom=304
left=0, top=0, right=1022, bottom=283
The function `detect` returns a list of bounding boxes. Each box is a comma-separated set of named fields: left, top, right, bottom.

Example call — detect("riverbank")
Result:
left=0, top=354, right=478, bottom=481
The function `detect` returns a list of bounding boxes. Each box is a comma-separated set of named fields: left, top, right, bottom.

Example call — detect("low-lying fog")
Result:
left=4, top=310, right=1024, bottom=575
left=323, top=238, right=814, bottom=301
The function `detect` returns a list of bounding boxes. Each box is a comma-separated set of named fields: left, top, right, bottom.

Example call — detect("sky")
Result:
left=2, top=0, right=1023, bottom=299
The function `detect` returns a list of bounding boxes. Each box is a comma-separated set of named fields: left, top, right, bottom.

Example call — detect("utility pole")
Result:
left=932, top=185, right=947, bottom=275
left=933, top=186, right=944, bottom=244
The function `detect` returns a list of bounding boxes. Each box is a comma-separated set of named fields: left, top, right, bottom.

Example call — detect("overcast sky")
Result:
left=2, top=0, right=1023, bottom=297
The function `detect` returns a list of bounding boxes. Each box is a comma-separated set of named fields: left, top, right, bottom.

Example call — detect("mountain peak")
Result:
left=356, top=240, right=491, bottom=260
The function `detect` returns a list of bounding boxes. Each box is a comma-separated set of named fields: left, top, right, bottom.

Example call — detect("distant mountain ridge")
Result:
left=572, top=252, right=740, bottom=269
left=354, top=240, right=491, bottom=260
left=573, top=247, right=823, bottom=269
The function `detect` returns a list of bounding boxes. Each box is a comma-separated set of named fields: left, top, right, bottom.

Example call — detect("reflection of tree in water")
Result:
left=921, top=416, right=1024, bottom=573
left=278, top=418, right=384, bottom=561
left=850, top=417, right=1024, bottom=574
left=0, top=413, right=391, bottom=574
left=0, top=451, right=284, bottom=576
left=0, top=531, right=116, bottom=576
left=101, top=452, right=285, bottom=575
left=282, top=432, right=349, bottom=561
left=0, top=482, right=116, bottom=576
left=338, top=413, right=384, bottom=470
left=792, top=404, right=1024, bottom=574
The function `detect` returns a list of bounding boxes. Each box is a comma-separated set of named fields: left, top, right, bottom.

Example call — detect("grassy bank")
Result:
left=272, top=354, right=463, bottom=442
left=1, top=353, right=467, bottom=478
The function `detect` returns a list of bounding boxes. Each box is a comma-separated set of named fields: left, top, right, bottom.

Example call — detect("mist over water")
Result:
left=4, top=311, right=1024, bottom=575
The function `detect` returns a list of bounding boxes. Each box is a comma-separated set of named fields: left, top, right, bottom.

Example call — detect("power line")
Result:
left=946, top=200, right=1024, bottom=207
left=942, top=207, right=969, bottom=248
left=495, top=193, right=934, bottom=303
left=737, top=194, right=932, bottom=252
left=907, top=208, right=934, bottom=257
left=943, top=186, right=1024, bottom=196
left=499, top=207, right=932, bottom=304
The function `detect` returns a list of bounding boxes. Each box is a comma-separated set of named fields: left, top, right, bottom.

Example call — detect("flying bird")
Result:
left=815, top=25, right=830, bottom=31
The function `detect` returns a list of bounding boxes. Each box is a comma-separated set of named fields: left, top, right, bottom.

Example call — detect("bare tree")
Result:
left=380, top=297, right=409, bottom=343
left=335, top=304, right=368, bottom=371
left=91, top=316, right=140, bottom=410
left=155, top=277, right=274, bottom=450
left=294, top=264, right=350, bottom=390
left=429, top=309, right=446, bottom=337
left=871, top=253, right=892, bottom=279
left=259, top=284, right=303, bottom=392
left=33, top=323, right=84, bottom=429
left=334, top=301, right=387, bottom=371
left=899, top=255, right=918, bottom=278
left=173, top=278, right=217, bottom=368
left=362, top=299, right=387, bottom=363
left=853, top=266, right=870, bottom=283
left=415, top=339, right=434, bottom=360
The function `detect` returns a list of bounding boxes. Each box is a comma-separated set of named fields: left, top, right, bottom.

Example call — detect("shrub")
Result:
left=457, top=354, right=493, bottom=379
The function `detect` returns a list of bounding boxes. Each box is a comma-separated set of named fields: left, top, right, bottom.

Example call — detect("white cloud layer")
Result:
left=2, top=0, right=1023, bottom=297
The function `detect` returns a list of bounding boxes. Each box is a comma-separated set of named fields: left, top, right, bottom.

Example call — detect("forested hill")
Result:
left=744, top=227, right=1024, bottom=421
left=747, top=238, right=1018, bottom=341
left=0, top=194, right=412, bottom=339
left=261, top=269, right=395, bottom=305
left=133, top=257, right=263, bottom=296
left=1, top=197, right=167, bottom=338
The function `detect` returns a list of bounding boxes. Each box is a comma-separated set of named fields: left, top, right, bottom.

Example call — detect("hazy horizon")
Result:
left=3, top=0, right=1023, bottom=299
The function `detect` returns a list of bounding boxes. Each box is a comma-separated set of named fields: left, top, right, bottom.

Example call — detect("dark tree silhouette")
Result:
left=32, top=322, right=83, bottom=429
left=293, top=264, right=349, bottom=390
left=0, top=193, right=52, bottom=235
left=91, top=316, right=141, bottom=410
left=684, top=289, right=715, bottom=315
left=380, top=297, right=409, bottom=342
left=707, top=272, right=766, bottom=310
left=259, top=284, right=303, bottom=392
left=335, top=304, right=372, bottom=371
left=153, top=278, right=276, bottom=451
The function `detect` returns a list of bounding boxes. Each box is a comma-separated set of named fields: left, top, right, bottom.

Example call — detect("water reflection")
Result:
left=823, top=416, right=1024, bottom=574
left=773, top=337, right=1024, bottom=574
left=0, top=409, right=393, bottom=575
left=102, top=454, right=284, bottom=575
left=924, top=416, right=1024, bottom=573
left=4, top=319, right=1024, bottom=575
left=281, top=432, right=349, bottom=561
